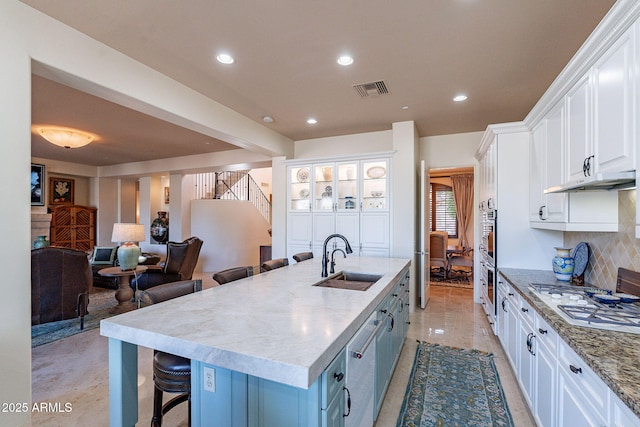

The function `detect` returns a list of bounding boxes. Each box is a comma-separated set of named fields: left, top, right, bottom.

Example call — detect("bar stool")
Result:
left=138, top=279, right=202, bottom=427
left=292, top=252, right=314, bottom=263
left=261, top=258, right=289, bottom=271
left=212, top=266, right=254, bottom=285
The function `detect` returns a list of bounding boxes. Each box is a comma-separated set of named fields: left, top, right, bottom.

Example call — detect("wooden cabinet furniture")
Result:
left=286, top=156, right=390, bottom=258
left=49, top=205, right=96, bottom=252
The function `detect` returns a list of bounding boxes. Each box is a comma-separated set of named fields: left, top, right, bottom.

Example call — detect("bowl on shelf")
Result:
left=370, top=191, right=383, bottom=197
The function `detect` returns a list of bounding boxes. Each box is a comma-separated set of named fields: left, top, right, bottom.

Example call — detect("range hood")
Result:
left=544, top=171, right=636, bottom=194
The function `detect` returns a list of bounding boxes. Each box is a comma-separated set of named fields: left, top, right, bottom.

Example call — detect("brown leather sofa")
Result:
left=31, top=246, right=92, bottom=328
left=131, top=236, right=203, bottom=292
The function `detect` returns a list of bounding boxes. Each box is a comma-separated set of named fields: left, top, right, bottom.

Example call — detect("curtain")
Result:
left=450, top=174, right=474, bottom=248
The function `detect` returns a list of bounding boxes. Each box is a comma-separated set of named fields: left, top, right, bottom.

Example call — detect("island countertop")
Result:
left=499, top=268, right=640, bottom=418
left=101, top=256, right=410, bottom=389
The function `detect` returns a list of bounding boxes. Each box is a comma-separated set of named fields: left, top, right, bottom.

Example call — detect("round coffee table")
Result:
left=98, top=265, right=148, bottom=314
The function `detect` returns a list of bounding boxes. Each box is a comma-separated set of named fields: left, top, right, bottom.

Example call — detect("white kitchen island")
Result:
left=101, top=256, right=411, bottom=427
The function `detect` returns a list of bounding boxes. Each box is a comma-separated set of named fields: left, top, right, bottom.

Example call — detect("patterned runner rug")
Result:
left=430, top=273, right=473, bottom=289
left=397, top=342, right=514, bottom=427
left=31, top=288, right=117, bottom=347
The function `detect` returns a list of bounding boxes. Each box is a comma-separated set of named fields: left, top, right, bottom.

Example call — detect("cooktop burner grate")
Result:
left=528, top=282, right=640, bottom=332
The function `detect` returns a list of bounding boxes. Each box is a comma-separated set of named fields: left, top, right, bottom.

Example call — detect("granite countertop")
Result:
left=499, top=268, right=640, bottom=418
left=100, top=256, right=410, bottom=389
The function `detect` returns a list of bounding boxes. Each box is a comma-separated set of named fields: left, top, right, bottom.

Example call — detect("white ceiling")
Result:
left=24, top=0, right=616, bottom=166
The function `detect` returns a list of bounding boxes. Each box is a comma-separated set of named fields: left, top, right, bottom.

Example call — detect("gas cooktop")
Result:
left=529, top=282, right=640, bottom=334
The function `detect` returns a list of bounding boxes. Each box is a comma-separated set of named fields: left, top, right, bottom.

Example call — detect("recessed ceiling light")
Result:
left=307, top=118, right=318, bottom=125
left=401, top=105, right=409, bottom=110
left=337, top=55, right=354, bottom=66
left=216, top=53, right=235, bottom=64
left=262, top=116, right=274, bottom=123
left=453, top=94, right=468, bottom=102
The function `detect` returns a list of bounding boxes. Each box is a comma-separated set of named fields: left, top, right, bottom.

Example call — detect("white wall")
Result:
left=294, top=130, right=392, bottom=159
left=191, top=199, right=272, bottom=272
left=420, top=131, right=483, bottom=168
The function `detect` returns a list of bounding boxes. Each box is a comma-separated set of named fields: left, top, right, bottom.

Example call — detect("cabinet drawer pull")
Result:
left=538, top=328, right=548, bottom=334
left=501, top=297, right=507, bottom=312
left=333, top=372, right=344, bottom=382
left=508, top=293, right=514, bottom=296
left=569, top=364, right=582, bottom=374
left=521, top=307, right=529, bottom=313
left=343, top=386, right=351, bottom=417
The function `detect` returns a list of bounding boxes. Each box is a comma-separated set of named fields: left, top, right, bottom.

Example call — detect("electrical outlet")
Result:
left=204, top=367, right=216, bottom=392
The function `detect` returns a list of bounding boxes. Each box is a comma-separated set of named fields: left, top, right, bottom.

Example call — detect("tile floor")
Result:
left=31, top=281, right=535, bottom=426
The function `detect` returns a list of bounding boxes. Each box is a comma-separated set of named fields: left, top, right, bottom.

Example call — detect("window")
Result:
left=430, top=183, right=458, bottom=237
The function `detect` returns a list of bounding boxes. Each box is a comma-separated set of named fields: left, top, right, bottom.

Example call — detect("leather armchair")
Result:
left=132, top=236, right=203, bottom=292
left=31, top=246, right=91, bottom=328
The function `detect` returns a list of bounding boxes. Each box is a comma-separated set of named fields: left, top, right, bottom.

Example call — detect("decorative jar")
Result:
left=552, top=247, right=574, bottom=281
left=150, top=211, right=169, bottom=243
left=33, top=235, right=50, bottom=249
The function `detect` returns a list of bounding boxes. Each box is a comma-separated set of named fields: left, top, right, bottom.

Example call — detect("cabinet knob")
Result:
left=333, top=372, right=344, bottom=382
left=521, top=307, right=529, bottom=313
left=569, top=364, right=582, bottom=375
left=538, top=328, right=548, bottom=334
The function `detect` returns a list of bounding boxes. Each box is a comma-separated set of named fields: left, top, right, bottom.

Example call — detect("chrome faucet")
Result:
left=330, top=249, right=346, bottom=274
left=321, top=234, right=353, bottom=277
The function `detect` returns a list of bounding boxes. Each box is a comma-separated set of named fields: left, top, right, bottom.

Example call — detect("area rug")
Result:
left=396, top=342, right=514, bottom=427
left=31, top=289, right=117, bottom=347
left=430, top=273, right=473, bottom=289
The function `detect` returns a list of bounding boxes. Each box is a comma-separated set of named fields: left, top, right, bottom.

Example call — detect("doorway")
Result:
left=427, top=167, right=474, bottom=291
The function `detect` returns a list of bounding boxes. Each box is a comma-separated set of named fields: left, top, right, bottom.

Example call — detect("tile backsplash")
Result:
left=564, top=189, right=640, bottom=291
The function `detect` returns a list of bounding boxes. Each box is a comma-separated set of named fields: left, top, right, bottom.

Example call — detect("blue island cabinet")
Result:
left=190, top=348, right=347, bottom=427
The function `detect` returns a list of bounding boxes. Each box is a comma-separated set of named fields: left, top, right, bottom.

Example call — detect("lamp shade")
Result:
left=36, top=126, right=95, bottom=149
left=112, top=223, right=145, bottom=243
left=112, top=223, right=145, bottom=270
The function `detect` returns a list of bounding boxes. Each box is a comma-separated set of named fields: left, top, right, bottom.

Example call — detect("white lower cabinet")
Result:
left=495, top=282, right=640, bottom=427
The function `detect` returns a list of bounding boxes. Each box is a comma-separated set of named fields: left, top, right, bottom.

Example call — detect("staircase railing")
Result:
left=194, top=171, right=271, bottom=224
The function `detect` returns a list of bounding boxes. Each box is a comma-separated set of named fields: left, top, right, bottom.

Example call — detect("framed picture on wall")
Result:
left=31, top=164, right=45, bottom=206
left=164, top=186, right=170, bottom=204
left=49, top=177, right=74, bottom=205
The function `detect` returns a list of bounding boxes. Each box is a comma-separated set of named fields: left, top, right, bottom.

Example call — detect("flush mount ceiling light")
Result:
left=262, top=116, right=274, bottom=123
left=36, top=126, right=96, bottom=149
left=337, top=55, right=354, bottom=66
left=306, top=118, right=318, bottom=125
left=216, top=53, right=235, bottom=64
left=453, top=94, right=468, bottom=102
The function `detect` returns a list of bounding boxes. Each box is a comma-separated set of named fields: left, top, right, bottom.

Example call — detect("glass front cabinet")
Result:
left=287, top=157, right=390, bottom=258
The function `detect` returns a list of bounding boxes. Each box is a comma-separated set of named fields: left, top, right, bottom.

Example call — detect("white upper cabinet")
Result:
left=286, top=156, right=390, bottom=257
left=566, top=76, right=591, bottom=183
left=593, top=26, right=636, bottom=175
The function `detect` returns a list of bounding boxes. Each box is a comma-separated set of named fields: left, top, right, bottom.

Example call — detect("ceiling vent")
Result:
left=353, top=80, right=389, bottom=97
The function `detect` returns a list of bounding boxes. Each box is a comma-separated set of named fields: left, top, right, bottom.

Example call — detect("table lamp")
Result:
left=112, top=223, right=145, bottom=270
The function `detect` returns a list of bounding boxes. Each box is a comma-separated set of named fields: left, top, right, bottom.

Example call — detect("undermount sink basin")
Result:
left=313, top=271, right=383, bottom=291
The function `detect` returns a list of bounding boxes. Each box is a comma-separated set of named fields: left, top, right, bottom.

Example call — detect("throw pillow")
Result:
left=91, top=246, right=117, bottom=266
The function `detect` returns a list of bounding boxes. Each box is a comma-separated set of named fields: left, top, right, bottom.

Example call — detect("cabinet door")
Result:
left=517, top=320, right=535, bottom=408
left=557, top=369, right=607, bottom=427
left=314, top=163, right=336, bottom=212
left=593, top=26, right=635, bottom=175
left=288, top=213, right=312, bottom=250
left=566, top=76, right=591, bottom=182
left=362, top=159, right=388, bottom=212
left=543, top=103, right=568, bottom=222
left=335, top=162, right=358, bottom=211
left=535, top=342, right=556, bottom=427
left=506, top=296, right=519, bottom=372
left=322, top=392, right=344, bottom=427
left=360, top=212, right=389, bottom=250
left=289, top=166, right=312, bottom=212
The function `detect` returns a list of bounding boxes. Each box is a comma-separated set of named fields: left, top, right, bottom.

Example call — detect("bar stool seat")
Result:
left=152, top=352, right=191, bottom=427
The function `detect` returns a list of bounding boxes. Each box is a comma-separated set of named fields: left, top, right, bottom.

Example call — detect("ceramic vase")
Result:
left=150, top=211, right=169, bottom=243
left=33, top=235, right=50, bottom=249
left=552, top=247, right=574, bottom=281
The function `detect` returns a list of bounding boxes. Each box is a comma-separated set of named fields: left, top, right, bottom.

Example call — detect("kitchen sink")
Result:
left=313, top=271, right=383, bottom=291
